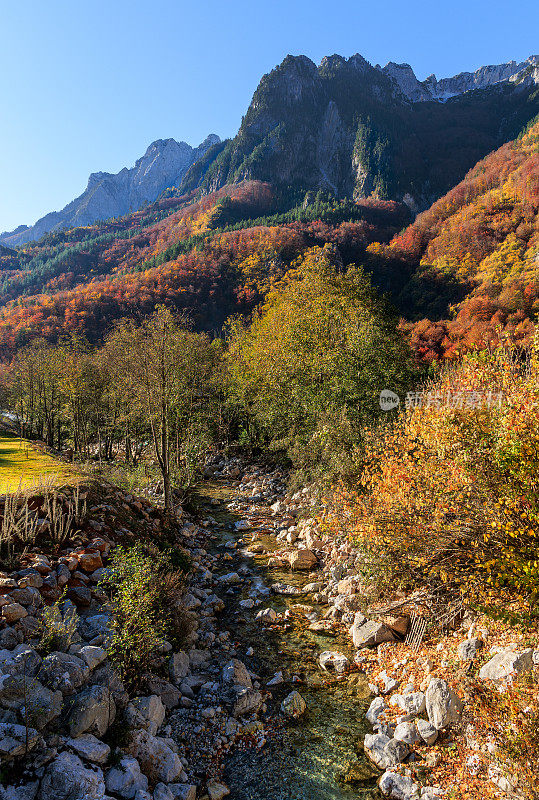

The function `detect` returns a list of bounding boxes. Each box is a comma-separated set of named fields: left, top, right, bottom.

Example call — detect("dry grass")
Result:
left=0, top=434, right=72, bottom=494
left=0, top=480, right=87, bottom=568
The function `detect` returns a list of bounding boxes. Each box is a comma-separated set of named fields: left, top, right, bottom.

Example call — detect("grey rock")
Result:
left=169, top=651, right=190, bottom=685
left=17, top=616, right=41, bottom=638
left=288, top=549, right=317, bottom=570
left=392, top=691, right=426, bottom=718
left=366, top=697, right=387, bottom=725
left=78, top=615, right=111, bottom=642
left=38, top=751, right=105, bottom=799
left=167, top=786, right=196, bottom=800
left=143, top=675, right=180, bottom=709
left=128, top=731, right=183, bottom=783
left=178, top=682, right=195, bottom=700
left=232, top=688, right=263, bottom=718
left=457, top=638, right=483, bottom=661
left=0, top=722, right=39, bottom=759
left=90, top=662, right=128, bottom=708
left=222, top=659, right=252, bottom=689
left=0, top=676, right=62, bottom=730
left=0, top=627, right=21, bottom=650
left=17, top=570, right=43, bottom=589
left=206, top=781, right=230, bottom=800
left=255, top=608, right=277, bottom=622
left=0, top=781, right=39, bottom=799
left=68, top=685, right=116, bottom=737
left=280, top=690, right=306, bottom=718
left=188, top=649, right=210, bottom=669
left=415, top=718, right=438, bottom=745
left=2, top=604, right=27, bottom=624
left=385, top=737, right=411, bottom=765
left=0, top=578, right=19, bottom=591
left=10, top=588, right=42, bottom=609
left=105, top=756, right=148, bottom=799
left=425, top=678, right=463, bottom=730
left=154, top=784, right=174, bottom=800
left=318, top=651, right=349, bottom=674
left=79, top=646, right=107, bottom=670
left=363, top=733, right=410, bottom=769
left=393, top=721, right=420, bottom=745
left=217, top=572, right=241, bottom=585
left=0, top=644, right=42, bottom=677
left=266, top=671, right=284, bottom=686
left=127, top=695, right=166, bottom=735
left=38, top=652, right=89, bottom=695
left=378, top=770, right=420, bottom=799
left=478, top=648, right=533, bottom=682
left=351, top=618, right=395, bottom=649
left=182, top=593, right=201, bottom=610
left=67, top=734, right=111, bottom=764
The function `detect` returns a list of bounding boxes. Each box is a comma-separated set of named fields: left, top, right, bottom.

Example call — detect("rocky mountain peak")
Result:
left=1, top=134, right=221, bottom=247
left=381, top=62, right=432, bottom=102
left=348, top=53, right=372, bottom=72
left=319, top=54, right=348, bottom=72
left=275, top=54, right=318, bottom=84
left=380, top=54, right=539, bottom=102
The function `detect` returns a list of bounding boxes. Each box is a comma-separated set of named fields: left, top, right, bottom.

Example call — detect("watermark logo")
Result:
left=379, top=389, right=400, bottom=411
left=379, top=388, right=505, bottom=412
left=405, top=389, right=504, bottom=410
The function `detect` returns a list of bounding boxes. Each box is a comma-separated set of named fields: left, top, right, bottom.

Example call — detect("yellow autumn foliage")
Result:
left=321, top=331, right=539, bottom=609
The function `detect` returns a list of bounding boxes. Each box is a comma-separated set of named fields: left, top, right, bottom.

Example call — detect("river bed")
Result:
left=193, top=478, right=381, bottom=800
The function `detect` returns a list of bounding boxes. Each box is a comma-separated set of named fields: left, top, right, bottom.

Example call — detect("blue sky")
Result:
left=1, top=0, right=537, bottom=233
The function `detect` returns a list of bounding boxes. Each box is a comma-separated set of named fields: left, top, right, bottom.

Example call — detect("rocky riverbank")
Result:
left=0, top=456, right=537, bottom=800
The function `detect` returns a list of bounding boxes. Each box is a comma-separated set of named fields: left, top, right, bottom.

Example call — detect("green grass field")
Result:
left=0, top=435, right=71, bottom=495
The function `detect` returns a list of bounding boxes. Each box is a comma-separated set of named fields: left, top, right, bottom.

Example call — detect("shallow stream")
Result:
left=194, top=479, right=381, bottom=800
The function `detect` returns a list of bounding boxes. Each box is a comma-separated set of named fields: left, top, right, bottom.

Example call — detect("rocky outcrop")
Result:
left=380, top=54, right=539, bottom=102
left=0, top=135, right=220, bottom=247
left=189, top=52, right=539, bottom=208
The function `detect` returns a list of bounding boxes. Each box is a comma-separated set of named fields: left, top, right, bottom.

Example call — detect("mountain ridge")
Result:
left=0, top=115, right=536, bottom=362
left=2, top=51, right=538, bottom=248
left=0, top=134, right=220, bottom=247
left=379, top=54, right=539, bottom=102
left=191, top=51, right=538, bottom=207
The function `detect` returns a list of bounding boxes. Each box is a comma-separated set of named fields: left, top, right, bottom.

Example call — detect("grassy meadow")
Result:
left=0, top=434, right=71, bottom=494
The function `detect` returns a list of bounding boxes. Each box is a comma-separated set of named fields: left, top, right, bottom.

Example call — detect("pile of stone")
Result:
left=0, top=464, right=313, bottom=799
left=1, top=536, right=111, bottom=639
left=362, top=677, right=461, bottom=798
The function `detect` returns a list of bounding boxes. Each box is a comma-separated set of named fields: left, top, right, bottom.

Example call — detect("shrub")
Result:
left=0, top=483, right=87, bottom=569
left=100, top=543, right=192, bottom=687
left=467, top=673, right=539, bottom=799
left=321, top=335, right=539, bottom=611
left=38, top=593, right=77, bottom=654
left=99, top=545, right=167, bottom=686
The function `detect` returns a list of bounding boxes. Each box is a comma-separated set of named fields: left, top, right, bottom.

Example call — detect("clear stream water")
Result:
left=194, top=479, right=381, bottom=800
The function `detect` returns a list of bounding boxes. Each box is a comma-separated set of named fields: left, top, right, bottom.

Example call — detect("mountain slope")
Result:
left=0, top=117, right=537, bottom=363
left=190, top=53, right=538, bottom=208
left=386, top=116, right=539, bottom=359
left=0, top=135, right=220, bottom=247
left=0, top=182, right=412, bottom=353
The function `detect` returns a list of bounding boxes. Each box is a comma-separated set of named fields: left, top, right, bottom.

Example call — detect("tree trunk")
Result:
left=163, top=469, right=172, bottom=512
